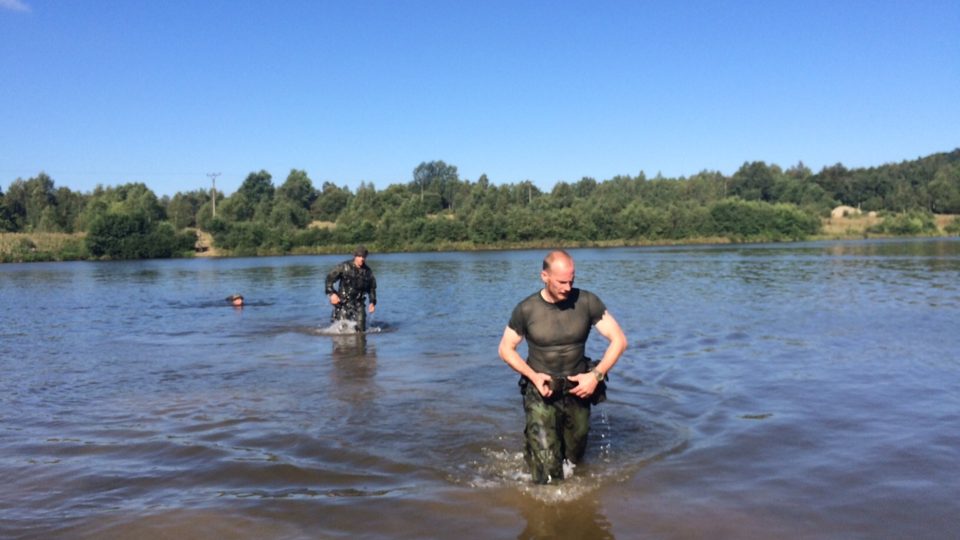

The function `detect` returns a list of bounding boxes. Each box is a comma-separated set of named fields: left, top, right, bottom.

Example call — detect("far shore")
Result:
left=2, top=214, right=957, bottom=263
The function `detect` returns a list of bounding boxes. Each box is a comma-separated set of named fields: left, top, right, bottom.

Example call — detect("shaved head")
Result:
left=542, top=249, right=573, bottom=271
left=540, top=250, right=575, bottom=303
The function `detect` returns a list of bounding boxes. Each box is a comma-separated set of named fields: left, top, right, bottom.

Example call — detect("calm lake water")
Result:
left=1, top=239, right=958, bottom=539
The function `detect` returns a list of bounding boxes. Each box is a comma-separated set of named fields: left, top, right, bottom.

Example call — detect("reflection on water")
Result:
left=330, top=332, right=377, bottom=382
left=517, top=496, right=613, bottom=540
left=1, top=239, right=959, bottom=538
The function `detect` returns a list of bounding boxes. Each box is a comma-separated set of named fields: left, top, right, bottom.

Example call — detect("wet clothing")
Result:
left=508, top=289, right=606, bottom=377
left=520, top=377, right=591, bottom=484
left=325, top=259, right=376, bottom=331
left=507, top=288, right=607, bottom=483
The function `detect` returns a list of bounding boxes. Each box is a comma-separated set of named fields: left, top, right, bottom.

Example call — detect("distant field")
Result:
left=937, top=214, right=958, bottom=230
left=0, top=232, right=84, bottom=252
left=820, top=214, right=957, bottom=237
left=820, top=215, right=883, bottom=236
left=0, top=232, right=88, bottom=262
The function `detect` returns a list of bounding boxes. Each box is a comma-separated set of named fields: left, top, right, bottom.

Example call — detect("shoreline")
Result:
left=2, top=215, right=957, bottom=263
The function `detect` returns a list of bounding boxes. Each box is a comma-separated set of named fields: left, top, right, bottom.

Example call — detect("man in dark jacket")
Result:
left=325, top=245, right=377, bottom=331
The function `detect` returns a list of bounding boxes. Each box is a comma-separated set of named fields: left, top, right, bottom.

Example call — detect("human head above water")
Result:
left=226, top=294, right=244, bottom=306
left=541, top=249, right=575, bottom=303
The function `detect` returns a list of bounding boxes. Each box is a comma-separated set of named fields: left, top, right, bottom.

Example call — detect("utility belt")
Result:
left=519, top=357, right=607, bottom=405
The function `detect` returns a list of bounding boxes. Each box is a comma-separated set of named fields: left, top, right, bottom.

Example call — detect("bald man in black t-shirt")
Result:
left=498, top=250, right=628, bottom=484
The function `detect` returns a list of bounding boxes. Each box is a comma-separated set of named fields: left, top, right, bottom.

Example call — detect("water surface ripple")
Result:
left=1, top=239, right=958, bottom=539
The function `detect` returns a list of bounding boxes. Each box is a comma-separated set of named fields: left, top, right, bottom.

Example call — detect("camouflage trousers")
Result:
left=331, top=300, right=367, bottom=332
left=520, top=377, right=591, bottom=484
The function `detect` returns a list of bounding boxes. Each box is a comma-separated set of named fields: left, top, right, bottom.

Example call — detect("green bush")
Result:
left=86, top=212, right=191, bottom=259
left=709, top=199, right=819, bottom=241
left=213, top=221, right=269, bottom=251
left=868, top=212, right=938, bottom=235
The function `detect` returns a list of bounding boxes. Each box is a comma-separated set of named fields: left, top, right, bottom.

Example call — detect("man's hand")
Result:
left=529, top=372, right=554, bottom=398
left=329, top=293, right=341, bottom=305
left=566, top=373, right=599, bottom=399
left=368, top=303, right=376, bottom=314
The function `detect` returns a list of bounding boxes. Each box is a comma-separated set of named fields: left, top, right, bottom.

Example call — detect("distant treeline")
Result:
left=2, top=149, right=959, bottom=261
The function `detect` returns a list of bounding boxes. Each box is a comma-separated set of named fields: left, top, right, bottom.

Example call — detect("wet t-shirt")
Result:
left=507, top=288, right=606, bottom=377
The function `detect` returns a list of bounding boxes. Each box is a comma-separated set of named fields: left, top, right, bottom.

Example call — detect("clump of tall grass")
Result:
left=0, top=232, right=88, bottom=263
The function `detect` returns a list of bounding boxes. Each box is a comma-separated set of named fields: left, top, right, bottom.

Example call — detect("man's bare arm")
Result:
left=498, top=326, right=553, bottom=397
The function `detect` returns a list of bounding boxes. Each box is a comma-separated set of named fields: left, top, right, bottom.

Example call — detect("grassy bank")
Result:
left=0, top=232, right=89, bottom=263
left=815, top=214, right=959, bottom=240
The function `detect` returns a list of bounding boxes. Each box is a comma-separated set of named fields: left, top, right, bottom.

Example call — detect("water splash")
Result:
left=316, top=319, right=360, bottom=335
left=460, top=414, right=686, bottom=503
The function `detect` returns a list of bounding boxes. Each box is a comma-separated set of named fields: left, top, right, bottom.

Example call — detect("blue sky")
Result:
left=1, top=1, right=957, bottom=197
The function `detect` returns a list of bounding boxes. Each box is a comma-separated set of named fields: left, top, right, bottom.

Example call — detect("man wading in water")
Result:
left=498, top=249, right=627, bottom=484
left=325, top=245, right=377, bottom=332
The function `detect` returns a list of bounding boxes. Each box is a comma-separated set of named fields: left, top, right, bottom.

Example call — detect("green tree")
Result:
left=927, top=164, right=960, bottom=214
left=311, top=182, right=352, bottom=222
left=227, top=170, right=274, bottom=222
left=269, top=199, right=311, bottom=229
left=86, top=211, right=191, bottom=259
left=412, top=160, right=460, bottom=209
left=468, top=206, right=507, bottom=243
left=814, top=163, right=854, bottom=205
left=683, top=170, right=726, bottom=205
left=76, top=183, right=164, bottom=231
left=549, top=181, right=576, bottom=208
left=166, top=189, right=210, bottom=229
left=0, top=188, right=14, bottom=231
left=337, top=181, right=381, bottom=224
left=277, top=169, right=317, bottom=214
left=4, top=178, right=30, bottom=230
left=616, top=202, right=669, bottom=239
left=731, top=162, right=776, bottom=201
left=53, top=186, right=86, bottom=232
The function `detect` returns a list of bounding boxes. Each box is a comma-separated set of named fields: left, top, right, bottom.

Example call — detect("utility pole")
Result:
left=207, top=172, right=221, bottom=218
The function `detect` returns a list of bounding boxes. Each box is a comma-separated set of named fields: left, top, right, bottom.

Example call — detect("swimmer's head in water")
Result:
left=226, top=294, right=244, bottom=306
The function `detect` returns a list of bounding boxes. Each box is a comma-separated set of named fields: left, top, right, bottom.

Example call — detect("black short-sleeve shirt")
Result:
left=507, top=288, right=607, bottom=376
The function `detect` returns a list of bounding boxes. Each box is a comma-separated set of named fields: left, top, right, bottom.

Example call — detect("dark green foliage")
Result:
left=166, top=189, right=211, bottom=229
left=292, top=226, right=334, bottom=248
left=710, top=199, right=820, bottom=241
left=0, top=192, right=14, bottom=232
left=412, top=160, right=460, bottom=210
left=4, top=149, right=959, bottom=261
left=311, top=182, right=351, bottom=221
left=86, top=212, right=192, bottom=259
left=731, top=162, right=776, bottom=201
left=212, top=221, right=271, bottom=253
